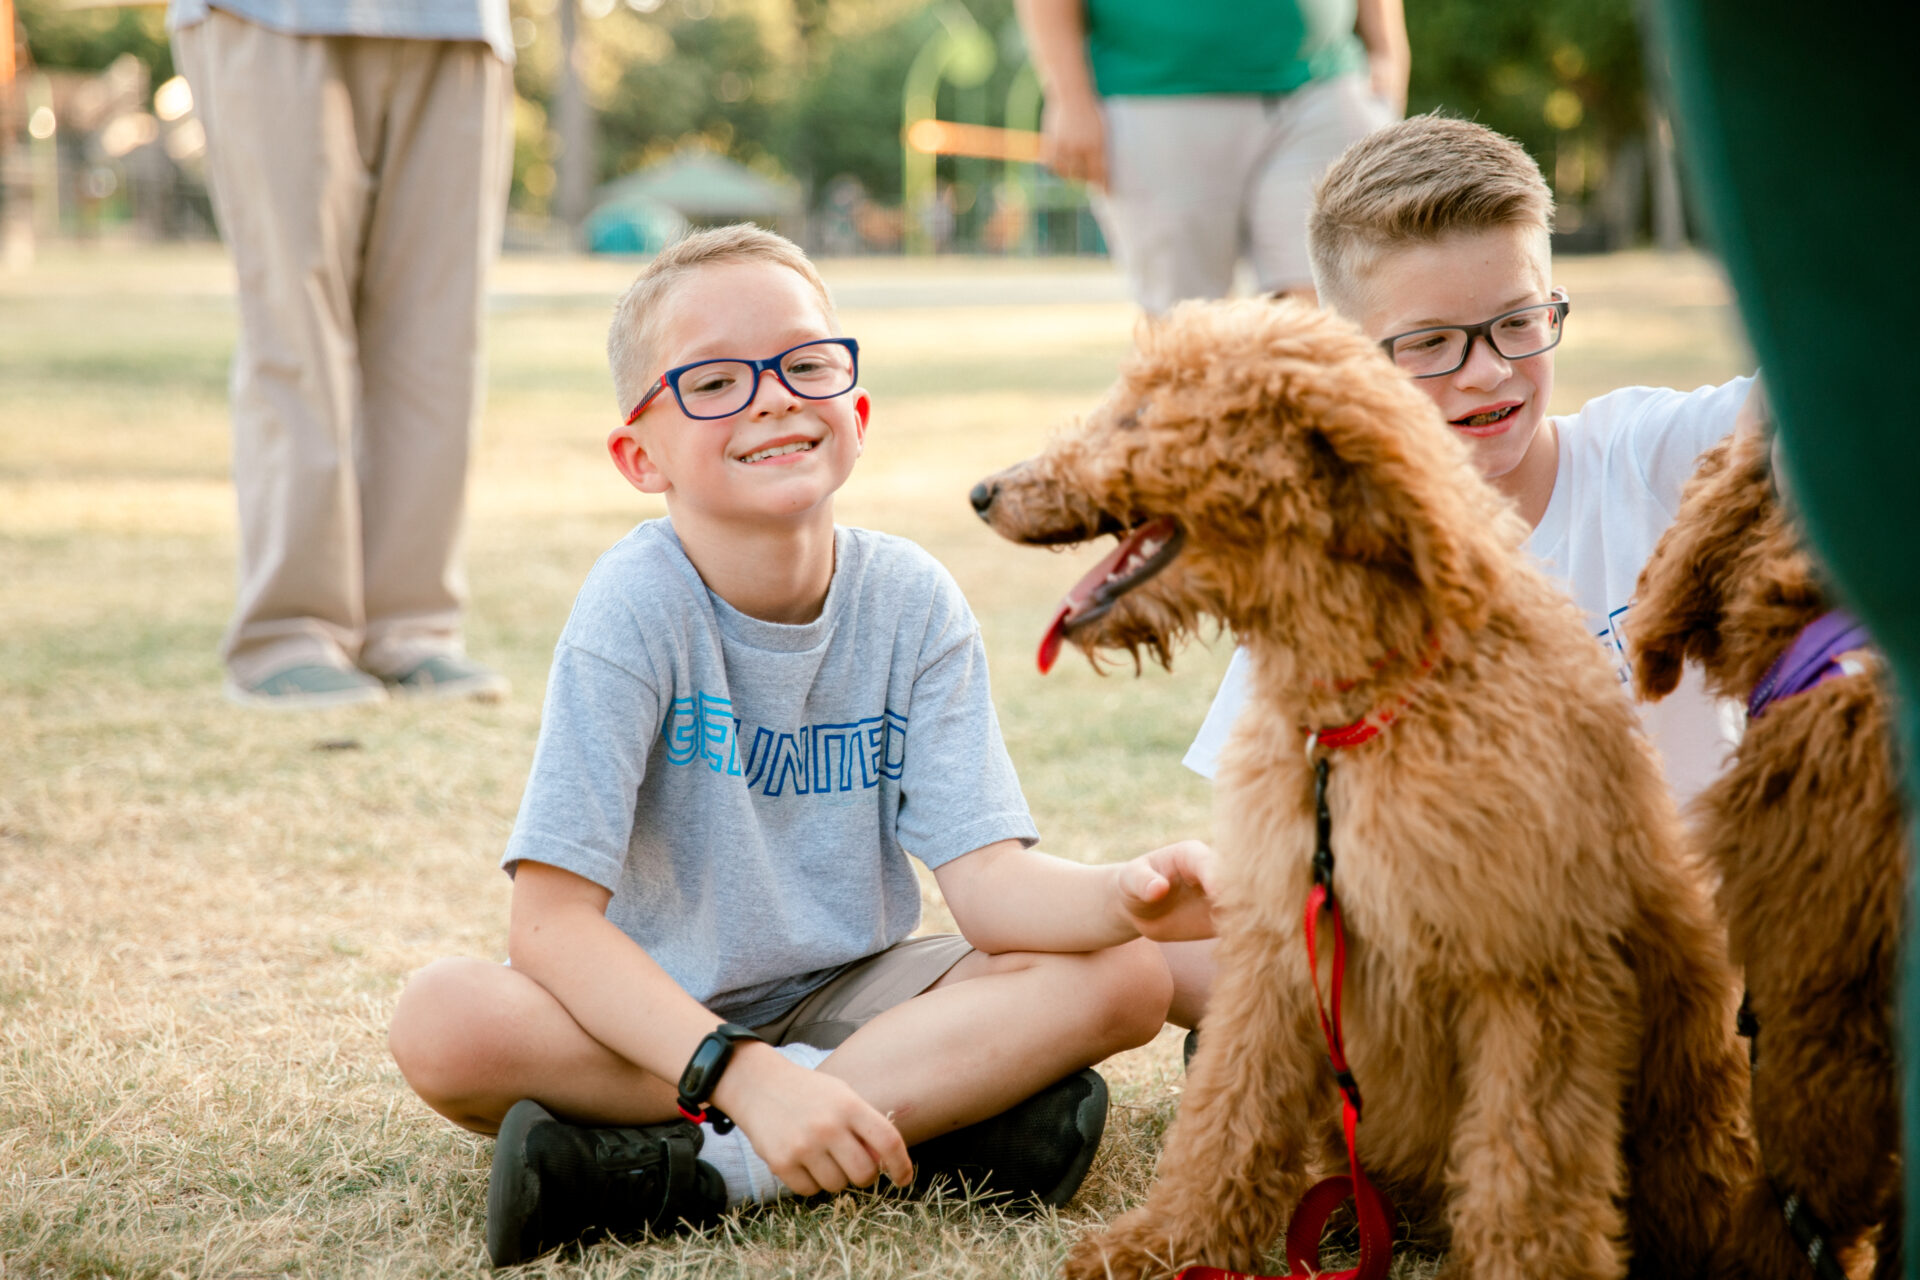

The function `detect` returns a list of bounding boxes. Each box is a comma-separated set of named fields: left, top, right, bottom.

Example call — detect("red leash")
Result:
left=1177, top=733, right=1395, bottom=1280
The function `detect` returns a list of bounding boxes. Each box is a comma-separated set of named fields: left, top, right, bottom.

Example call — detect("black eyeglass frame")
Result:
left=625, top=337, right=861, bottom=425
left=1377, top=293, right=1571, bottom=379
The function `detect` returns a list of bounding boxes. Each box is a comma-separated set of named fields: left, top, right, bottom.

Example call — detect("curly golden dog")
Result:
left=971, top=299, right=1754, bottom=1280
left=1631, top=423, right=1906, bottom=1280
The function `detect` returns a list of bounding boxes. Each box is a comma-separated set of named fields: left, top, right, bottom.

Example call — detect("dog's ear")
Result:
left=1308, top=394, right=1508, bottom=635
left=1628, top=434, right=1759, bottom=700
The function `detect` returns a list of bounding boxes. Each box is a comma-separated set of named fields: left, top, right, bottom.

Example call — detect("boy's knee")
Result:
left=1089, top=937, right=1174, bottom=1050
left=388, top=957, right=504, bottom=1102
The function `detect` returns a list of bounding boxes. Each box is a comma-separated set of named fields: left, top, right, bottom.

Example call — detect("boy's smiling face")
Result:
left=1357, top=224, right=1559, bottom=486
left=607, top=259, right=868, bottom=528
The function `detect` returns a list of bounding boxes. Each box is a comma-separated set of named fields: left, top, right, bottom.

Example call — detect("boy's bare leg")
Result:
left=819, top=937, right=1169, bottom=1141
left=1157, top=938, right=1215, bottom=1030
left=390, top=936, right=1170, bottom=1144
left=389, top=956, right=680, bottom=1134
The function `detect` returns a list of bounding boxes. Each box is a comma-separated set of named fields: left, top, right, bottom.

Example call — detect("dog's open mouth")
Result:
left=1038, top=516, right=1185, bottom=673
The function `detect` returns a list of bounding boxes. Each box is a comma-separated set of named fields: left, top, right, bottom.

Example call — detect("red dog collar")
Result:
left=1303, top=639, right=1438, bottom=751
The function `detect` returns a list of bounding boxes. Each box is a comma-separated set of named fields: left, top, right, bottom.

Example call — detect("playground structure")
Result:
left=897, top=0, right=1096, bottom=257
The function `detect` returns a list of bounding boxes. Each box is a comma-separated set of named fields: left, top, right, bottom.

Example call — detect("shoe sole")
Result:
left=386, top=674, right=511, bottom=703
left=221, top=678, right=389, bottom=711
left=1039, top=1069, right=1109, bottom=1208
left=487, top=1099, right=554, bottom=1267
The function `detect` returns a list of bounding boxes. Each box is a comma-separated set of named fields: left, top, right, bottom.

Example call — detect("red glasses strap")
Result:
left=625, top=373, right=670, bottom=426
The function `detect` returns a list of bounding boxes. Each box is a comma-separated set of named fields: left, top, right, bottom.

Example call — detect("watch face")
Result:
left=679, top=1036, right=730, bottom=1100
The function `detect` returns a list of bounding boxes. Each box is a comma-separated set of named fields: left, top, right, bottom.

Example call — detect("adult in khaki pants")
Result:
left=169, top=0, right=514, bottom=707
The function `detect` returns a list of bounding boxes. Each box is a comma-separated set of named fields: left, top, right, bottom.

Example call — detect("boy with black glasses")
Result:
left=1188, top=115, right=1758, bottom=809
left=387, top=224, right=1216, bottom=1265
left=1161, top=116, right=1759, bottom=1039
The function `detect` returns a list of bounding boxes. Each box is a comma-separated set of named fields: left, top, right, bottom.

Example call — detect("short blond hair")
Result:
left=1308, top=115, right=1555, bottom=316
left=607, top=223, right=837, bottom=417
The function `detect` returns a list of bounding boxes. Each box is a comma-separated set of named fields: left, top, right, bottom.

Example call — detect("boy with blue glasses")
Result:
left=387, top=224, right=1216, bottom=1265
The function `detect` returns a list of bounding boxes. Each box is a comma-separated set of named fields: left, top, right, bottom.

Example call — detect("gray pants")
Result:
left=173, top=11, right=513, bottom=684
left=1097, top=73, right=1395, bottom=314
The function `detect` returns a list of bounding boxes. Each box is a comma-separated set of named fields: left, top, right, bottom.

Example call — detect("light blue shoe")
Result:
left=224, top=663, right=388, bottom=711
left=382, top=653, right=510, bottom=702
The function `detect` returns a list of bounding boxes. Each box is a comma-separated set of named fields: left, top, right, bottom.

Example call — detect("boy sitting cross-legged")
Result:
left=387, top=224, right=1213, bottom=1266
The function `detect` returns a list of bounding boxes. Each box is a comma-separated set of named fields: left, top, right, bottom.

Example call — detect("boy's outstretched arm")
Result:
left=932, top=837, right=1217, bottom=955
left=507, top=861, right=913, bottom=1196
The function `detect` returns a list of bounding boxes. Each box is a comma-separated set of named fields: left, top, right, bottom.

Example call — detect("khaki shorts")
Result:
left=751, top=934, right=975, bottom=1050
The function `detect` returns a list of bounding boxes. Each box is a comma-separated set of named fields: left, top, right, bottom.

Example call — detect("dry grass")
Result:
left=0, top=246, right=1748, bottom=1278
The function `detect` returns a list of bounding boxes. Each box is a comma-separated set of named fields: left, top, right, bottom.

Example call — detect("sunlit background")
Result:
left=3, top=0, right=1682, bottom=265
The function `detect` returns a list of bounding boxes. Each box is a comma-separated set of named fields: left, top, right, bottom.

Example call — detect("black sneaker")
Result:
left=906, top=1068, right=1108, bottom=1210
left=486, top=1100, right=727, bottom=1267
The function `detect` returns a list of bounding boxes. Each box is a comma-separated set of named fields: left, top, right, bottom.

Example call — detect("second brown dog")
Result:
left=1632, top=423, right=1906, bottom=1280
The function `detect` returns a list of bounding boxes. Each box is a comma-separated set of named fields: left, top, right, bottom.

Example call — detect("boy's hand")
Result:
left=714, top=1044, right=913, bottom=1197
left=1114, top=839, right=1217, bottom=942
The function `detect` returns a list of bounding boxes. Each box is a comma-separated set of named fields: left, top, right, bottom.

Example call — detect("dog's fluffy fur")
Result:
left=1631, top=425, right=1906, bottom=1280
left=974, top=299, right=1754, bottom=1280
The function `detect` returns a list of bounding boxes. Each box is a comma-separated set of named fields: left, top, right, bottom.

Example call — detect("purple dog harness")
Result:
left=1746, top=609, right=1875, bottom=719
left=1738, top=605, right=1877, bottom=1280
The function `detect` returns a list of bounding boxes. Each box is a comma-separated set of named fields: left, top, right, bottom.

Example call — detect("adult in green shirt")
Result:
left=1017, top=0, right=1407, bottom=313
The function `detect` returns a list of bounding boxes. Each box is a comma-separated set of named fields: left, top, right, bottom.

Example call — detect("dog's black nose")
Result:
left=969, top=481, right=997, bottom=520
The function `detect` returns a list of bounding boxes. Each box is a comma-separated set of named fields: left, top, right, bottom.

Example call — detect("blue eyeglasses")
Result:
left=625, top=338, right=860, bottom=425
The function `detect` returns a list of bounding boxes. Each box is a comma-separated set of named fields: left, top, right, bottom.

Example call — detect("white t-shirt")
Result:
left=1185, top=376, right=1753, bottom=809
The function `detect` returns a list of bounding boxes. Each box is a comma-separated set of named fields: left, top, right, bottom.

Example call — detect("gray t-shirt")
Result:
left=503, top=520, right=1039, bottom=1026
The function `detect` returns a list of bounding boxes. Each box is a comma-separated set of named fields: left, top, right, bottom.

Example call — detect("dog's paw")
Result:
left=1063, top=1219, right=1192, bottom=1280
left=1063, top=1236, right=1151, bottom=1280
left=1061, top=1234, right=1117, bottom=1280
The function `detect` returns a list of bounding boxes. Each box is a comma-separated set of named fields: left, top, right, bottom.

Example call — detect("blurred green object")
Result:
left=1645, top=0, right=1920, bottom=1266
left=602, top=150, right=799, bottom=221
left=593, top=148, right=800, bottom=227
left=582, top=192, right=688, bottom=256
left=583, top=148, right=802, bottom=255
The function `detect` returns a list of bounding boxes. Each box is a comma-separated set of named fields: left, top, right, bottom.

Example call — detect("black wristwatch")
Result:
left=676, top=1022, right=762, bottom=1134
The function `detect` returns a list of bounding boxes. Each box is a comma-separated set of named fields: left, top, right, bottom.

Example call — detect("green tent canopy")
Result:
left=582, top=192, right=688, bottom=256
left=588, top=147, right=802, bottom=253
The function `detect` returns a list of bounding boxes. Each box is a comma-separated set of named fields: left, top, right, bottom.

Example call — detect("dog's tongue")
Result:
left=1036, top=522, right=1165, bottom=675
left=1038, top=601, right=1074, bottom=674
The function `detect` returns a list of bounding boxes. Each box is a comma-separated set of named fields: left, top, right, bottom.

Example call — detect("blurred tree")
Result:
left=785, top=5, right=936, bottom=204
left=1406, top=0, right=1659, bottom=246
left=509, top=0, right=790, bottom=220
left=597, top=8, right=780, bottom=174
left=553, top=0, right=595, bottom=228
left=15, top=0, right=174, bottom=86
